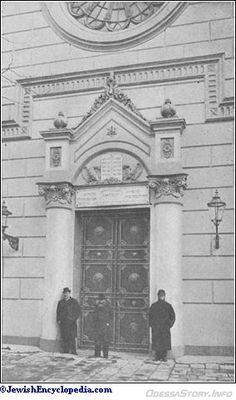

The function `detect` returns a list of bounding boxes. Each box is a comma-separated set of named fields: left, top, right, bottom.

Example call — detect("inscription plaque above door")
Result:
left=76, top=185, right=149, bottom=208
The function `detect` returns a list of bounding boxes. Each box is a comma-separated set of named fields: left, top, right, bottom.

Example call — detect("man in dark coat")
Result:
left=93, top=293, right=112, bottom=358
left=149, top=289, right=175, bottom=361
left=56, top=287, right=81, bottom=355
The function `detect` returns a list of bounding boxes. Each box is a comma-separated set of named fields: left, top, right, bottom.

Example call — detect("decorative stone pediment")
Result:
left=72, top=75, right=150, bottom=140
left=73, top=105, right=151, bottom=162
left=74, top=96, right=151, bottom=139
left=76, top=75, right=148, bottom=127
left=71, top=77, right=152, bottom=183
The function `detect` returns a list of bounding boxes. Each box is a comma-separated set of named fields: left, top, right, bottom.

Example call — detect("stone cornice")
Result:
left=150, top=117, right=186, bottom=134
left=2, top=54, right=234, bottom=141
left=148, top=173, right=188, bottom=204
left=40, top=129, right=74, bottom=141
left=37, top=182, right=75, bottom=209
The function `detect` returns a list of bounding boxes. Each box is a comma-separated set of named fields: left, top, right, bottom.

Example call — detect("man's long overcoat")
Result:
left=56, top=297, right=81, bottom=341
left=93, top=300, right=113, bottom=345
left=149, top=300, right=175, bottom=351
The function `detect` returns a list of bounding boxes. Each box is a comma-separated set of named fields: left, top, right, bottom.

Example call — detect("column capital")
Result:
left=148, top=173, right=188, bottom=204
left=37, top=182, right=75, bottom=209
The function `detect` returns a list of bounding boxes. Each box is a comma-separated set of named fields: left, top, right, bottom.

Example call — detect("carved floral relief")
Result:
left=161, top=138, right=174, bottom=159
left=50, top=147, right=62, bottom=167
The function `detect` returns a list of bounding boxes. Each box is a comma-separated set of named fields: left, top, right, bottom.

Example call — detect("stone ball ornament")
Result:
left=53, top=111, right=68, bottom=129
left=161, top=99, right=176, bottom=118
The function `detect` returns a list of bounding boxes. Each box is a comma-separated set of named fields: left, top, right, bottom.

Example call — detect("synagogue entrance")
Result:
left=79, top=208, right=150, bottom=351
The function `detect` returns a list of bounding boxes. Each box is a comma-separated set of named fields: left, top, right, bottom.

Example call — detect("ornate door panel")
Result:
left=79, top=209, right=149, bottom=351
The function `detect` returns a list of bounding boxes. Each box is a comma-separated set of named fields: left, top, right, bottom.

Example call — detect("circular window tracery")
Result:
left=67, top=2, right=165, bottom=32
left=42, top=2, right=186, bottom=51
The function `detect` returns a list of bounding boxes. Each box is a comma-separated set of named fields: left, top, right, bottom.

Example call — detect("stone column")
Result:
left=38, top=182, right=75, bottom=351
left=149, top=106, right=187, bottom=358
left=149, top=174, right=187, bottom=358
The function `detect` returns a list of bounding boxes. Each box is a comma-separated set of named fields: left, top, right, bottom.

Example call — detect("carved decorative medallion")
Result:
left=130, top=225, right=139, bottom=235
left=50, top=147, right=62, bottom=167
left=68, top=2, right=165, bottom=32
left=93, top=272, right=104, bottom=284
left=38, top=183, right=75, bottom=208
left=107, top=126, right=117, bottom=137
left=161, top=138, right=174, bottom=159
left=94, top=226, right=105, bottom=236
left=148, top=174, right=187, bottom=201
left=128, top=272, right=140, bottom=283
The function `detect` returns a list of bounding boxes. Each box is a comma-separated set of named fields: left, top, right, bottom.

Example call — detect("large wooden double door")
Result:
left=79, top=209, right=150, bottom=351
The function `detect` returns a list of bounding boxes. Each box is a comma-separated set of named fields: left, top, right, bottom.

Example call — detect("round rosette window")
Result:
left=42, top=2, right=186, bottom=51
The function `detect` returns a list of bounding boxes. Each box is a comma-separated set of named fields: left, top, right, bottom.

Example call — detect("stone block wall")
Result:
left=2, top=1, right=234, bottom=352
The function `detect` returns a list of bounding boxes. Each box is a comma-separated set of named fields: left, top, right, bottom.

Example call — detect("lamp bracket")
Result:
left=3, top=232, right=19, bottom=251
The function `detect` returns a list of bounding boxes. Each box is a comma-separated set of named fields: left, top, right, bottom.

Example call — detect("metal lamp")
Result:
left=207, top=190, right=226, bottom=249
left=2, top=201, right=19, bottom=251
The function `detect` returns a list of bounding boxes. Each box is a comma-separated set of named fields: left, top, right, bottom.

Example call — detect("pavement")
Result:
left=1, top=345, right=235, bottom=382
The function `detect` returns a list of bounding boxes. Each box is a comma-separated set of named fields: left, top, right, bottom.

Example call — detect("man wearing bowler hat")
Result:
left=149, top=289, right=175, bottom=361
left=56, top=287, right=81, bottom=355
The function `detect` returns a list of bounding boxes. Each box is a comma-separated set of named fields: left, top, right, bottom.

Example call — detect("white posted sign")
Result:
left=76, top=185, right=149, bottom=208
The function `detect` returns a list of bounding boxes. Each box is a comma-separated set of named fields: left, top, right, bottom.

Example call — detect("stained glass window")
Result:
left=68, top=2, right=165, bottom=32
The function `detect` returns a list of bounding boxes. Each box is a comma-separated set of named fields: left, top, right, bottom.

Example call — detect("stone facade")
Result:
left=2, top=2, right=234, bottom=354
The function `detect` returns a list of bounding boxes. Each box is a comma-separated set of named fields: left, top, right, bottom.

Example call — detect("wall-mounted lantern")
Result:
left=2, top=201, right=19, bottom=251
left=207, top=190, right=226, bottom=249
